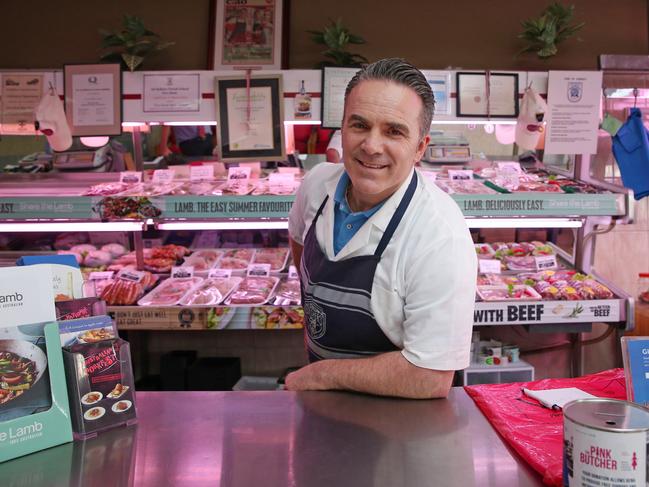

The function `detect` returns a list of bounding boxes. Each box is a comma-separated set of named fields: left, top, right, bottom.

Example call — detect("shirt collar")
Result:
left=333, top=170, right=384, bottom=217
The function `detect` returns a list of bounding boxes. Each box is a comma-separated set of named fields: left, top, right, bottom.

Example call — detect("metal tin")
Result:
left=563, top=398, right=649, bottom=486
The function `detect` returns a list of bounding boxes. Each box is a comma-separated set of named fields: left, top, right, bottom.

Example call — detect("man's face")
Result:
left=342, top=80, right=429, bottom=206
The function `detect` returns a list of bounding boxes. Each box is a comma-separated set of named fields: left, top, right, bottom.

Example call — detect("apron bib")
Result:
left=300, top=172, right=418, bottom=362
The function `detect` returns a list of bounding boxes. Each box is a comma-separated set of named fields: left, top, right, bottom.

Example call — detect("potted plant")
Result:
left=308, top=18, right=368, bottom=68
left=518, top=3, right=584, bottom=59
left=99, top=15, right=175, bottom=71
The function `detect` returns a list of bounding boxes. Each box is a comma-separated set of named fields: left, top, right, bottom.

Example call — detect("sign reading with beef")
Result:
left=473, top=300, right=620, bottom=325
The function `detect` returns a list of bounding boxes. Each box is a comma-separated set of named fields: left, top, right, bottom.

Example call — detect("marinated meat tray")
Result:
left=224, top=276, right=279, bottom=306
left=181, top=249, right=224, bottom=273
left=251, top=248, right=290, bottom=272
left=178, top=277, right=242, bottom=306
left=477, top=285, right=542, bottom=301
left=273, top=279, right=301, bottom=305
left=138, top=277, right=203, bottom=306
left=217, top=249, right=255, bottom=271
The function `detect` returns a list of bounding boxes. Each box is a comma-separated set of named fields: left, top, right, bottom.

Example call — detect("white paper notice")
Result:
left=0, top=74, right=42, bottom=133
left=143, top=74, right=200, bottom=112
left=321, top=67, right=358, bottom=128
left=72, top=73, right=115, bottom=126
left=545, top=71, right=603, bottom=155
left=226, top=86, right=274, bottom=151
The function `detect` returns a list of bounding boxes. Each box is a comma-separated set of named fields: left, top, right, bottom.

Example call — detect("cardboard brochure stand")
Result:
left=0, top=265, right=73, bottom=463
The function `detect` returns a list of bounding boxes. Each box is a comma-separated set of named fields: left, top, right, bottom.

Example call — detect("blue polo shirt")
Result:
left=333, top=171, right=384, bottom=255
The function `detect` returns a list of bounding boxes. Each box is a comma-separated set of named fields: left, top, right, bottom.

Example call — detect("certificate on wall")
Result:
left=64, top=64, right=121, bottom=136
left=0, top=74, right=43, bottom=134
left=456, top=72, right=519, bottom=118
left=215, top=75, right=285, bottom=162
left=143, top=74, right=200, bottom=112
left=321, top=66, right=359, bottom=128
left=545, top=70, right=603, bottom=155
left=422, top=71, right=451, bottom=116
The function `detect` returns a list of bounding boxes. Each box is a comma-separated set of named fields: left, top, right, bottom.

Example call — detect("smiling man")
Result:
left=287, top=58, right=477, bottom=399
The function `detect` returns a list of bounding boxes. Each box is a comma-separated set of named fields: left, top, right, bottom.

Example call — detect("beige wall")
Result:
left=0, top=1, right=646, bottom=70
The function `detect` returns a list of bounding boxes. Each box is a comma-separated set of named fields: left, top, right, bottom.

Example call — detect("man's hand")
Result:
left=285, top=351, right=453, bottom=399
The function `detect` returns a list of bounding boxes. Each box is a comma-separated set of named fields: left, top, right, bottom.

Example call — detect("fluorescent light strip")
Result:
left=430, top=120, right=517, bottom=125
left=465, top=218, right=583, bottom=229
left=164, top=121, right=218, bottom=126
left=0, top=221, right=145, bottom=232
left=157, top=220, right=289, bottom=231
left=284, top=120, right=322, bottom=125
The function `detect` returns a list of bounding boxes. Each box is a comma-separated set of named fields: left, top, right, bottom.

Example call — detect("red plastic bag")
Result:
left=464, top=368, right=626, bottom=486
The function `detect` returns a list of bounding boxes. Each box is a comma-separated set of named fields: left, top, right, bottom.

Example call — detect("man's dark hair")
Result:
left=344, top=58, right=435, bottom=139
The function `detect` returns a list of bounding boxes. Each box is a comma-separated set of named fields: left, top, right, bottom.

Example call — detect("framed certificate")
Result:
left=321, top=66, right=359, bottom=128
left=211, top=0, right=284, bottom=70
left=456, top=72, right=519, bottom=118
left=143, top=73, right=200, bottom=113
left=215, top=75, right=285, bottom=162
left=64, top=63, right=122, bottom=136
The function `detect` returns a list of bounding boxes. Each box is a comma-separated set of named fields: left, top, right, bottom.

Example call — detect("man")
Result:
left=158, top=125, right=214, bottom=157
left=286, top=58, right=477, bottom=399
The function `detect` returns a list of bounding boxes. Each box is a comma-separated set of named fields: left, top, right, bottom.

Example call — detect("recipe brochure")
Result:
left=621, top=336, right=649, bottom=406
left=0, top=265, right=72, bottom=463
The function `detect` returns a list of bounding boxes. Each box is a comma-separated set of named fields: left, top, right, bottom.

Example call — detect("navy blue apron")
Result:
left=300, top=171, right=418, bottom=362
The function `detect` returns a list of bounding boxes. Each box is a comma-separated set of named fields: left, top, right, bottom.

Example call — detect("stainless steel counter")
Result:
left=1, top=388, right=543, bottom=486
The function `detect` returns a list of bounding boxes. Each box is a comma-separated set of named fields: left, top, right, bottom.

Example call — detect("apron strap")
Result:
left=374, top=171, right=418, bottom=258
left=312, top=195, right=329, bottom=225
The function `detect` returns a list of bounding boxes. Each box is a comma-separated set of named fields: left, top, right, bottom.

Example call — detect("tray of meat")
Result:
left=477, top=285, right=542, bottom=302
left=217, top=249, right=255, bottom=271
left=251, top=179, right=300, bottom=196
left=215, top=181, right=256, bottom=195
left=181, top=249, right=224, bottom=273
left=144, top=258, right=176, bottom=273
left=178, top=277, right=242, bottom=306
left=225, top=276, right=279, bottom=306
left=251, top=248, right=290, bottom=272
left=503, top=255, right=538, bottom=271
left=100, top=279, right=145, bottom=306
left=475, top=243, right=495, bottom=259
left=273, top=278, right=302, bottom=305
left=151, top=244, right=190, bottom=260
left=534, top=281, right=561, bottom=300
left=476, top=274, right=521, bottom=286
left=252, top=307, right=304, bottom=329
left=138, top=277, right=203, bottom=306
left=83, top=182, right=130, bottom=196
left=515, top=182, right=563, bottom=192
left=436, top=180, right=497, bottom=195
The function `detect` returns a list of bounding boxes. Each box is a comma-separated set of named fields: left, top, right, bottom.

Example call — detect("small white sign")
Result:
left=269, top=172, right=295, bottom=193
left=152, top=169, right=175, bottom=184
left=208, top=268, right=232, bottom=279
left=448, top=169, right=473, bottom=181
left=120, top=171, right=142, bottom=184
left=247, top=263, right=271, bottom=277
left=288, top=265, right=299, bottom=280
left=190, top=164, right=214, bottom=181
left=228, top=166, right=252, bottom=181
left=88, top=271, right=115, bottom=280
left=479, top=259, right=502, bottom=274
left=535, top=255, right=558, bottom=271
left=277, top=167, right=301, bottom=175
left=172, top=266, right=194, bottom=279
left=117, top=268, right=145, bottom=283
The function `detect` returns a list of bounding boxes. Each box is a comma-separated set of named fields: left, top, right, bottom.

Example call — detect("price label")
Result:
left=479, top=259, right=502, bottom=274
left=496, top=161, right=523, bottom=174
left=88, top=271, right=115, bottom=280
left=152, top=169, right=175, bottom=184
left=237, top=161, right=260, bottom=176
left=190, top=164, right=214, bottom=181
left=117, top=268, right=145, bottom=283
left=228, top=166, right=252, bottom=181
left=448, top=169, right=473, bottom=181
left=247, top=263, right=271, bottom=277
left=120, top=171, right=142, bottom=184
left=288, top=265, right=299, bottom=280
left=535, top=255, right=558, bottom=271
left=208, top=268, right=232, bottom=279
left=171, top=266, right=194, bottom=279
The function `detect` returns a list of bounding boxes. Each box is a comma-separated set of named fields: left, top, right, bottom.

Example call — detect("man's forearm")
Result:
left=285, top=351, right=453, bottom=399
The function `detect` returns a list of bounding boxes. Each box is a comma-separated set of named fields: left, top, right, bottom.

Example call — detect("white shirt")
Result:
left=289, top=163, right=477, bottom=370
